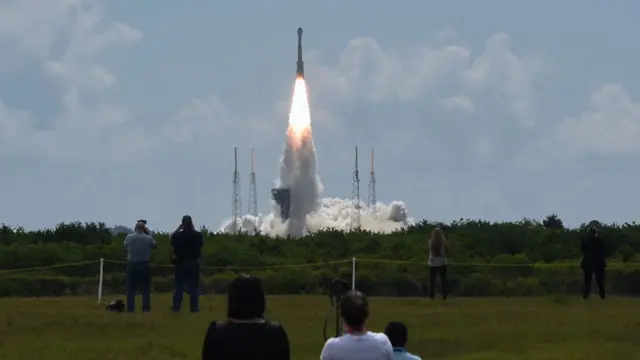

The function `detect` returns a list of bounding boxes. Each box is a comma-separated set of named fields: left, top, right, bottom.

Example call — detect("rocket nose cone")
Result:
left=297, top=27, right=303, bottom=35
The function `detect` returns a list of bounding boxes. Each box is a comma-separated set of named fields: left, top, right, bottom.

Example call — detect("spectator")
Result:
left=581, top=224, right=607, bottom=299
left=428, top=227, right=449, bottom=300
left=384, top=321, right=421, bottom=360
left=124, top=221, right=157, bottom=312
left=320, top=290, right=393, bottom=360
left=170, top=215, right=204, bottom=312
left=202, top=275, right=290, bottom=360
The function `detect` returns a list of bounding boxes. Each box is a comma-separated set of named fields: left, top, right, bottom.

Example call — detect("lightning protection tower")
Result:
left=248, top=149, right=258, bottom=217
left=350, top=146, right=361, bottom=231
left=231, top=147, right=242, bottom=233
left=368, top=148, right=377, bottom=218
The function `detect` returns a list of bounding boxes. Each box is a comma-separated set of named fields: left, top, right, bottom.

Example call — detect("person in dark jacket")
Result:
left=170, top=215, right=204, bottom=312
left=581, top=225, right=606, bottom=299
left=201, top=274, right=290, bottom=360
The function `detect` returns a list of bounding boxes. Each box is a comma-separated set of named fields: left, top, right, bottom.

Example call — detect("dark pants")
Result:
left=172, top=259, right=200, bottom=312
left=583, top=267, right=606, bottom=299
left=126, top=262, right=151, bottom=312
left=429, top=265, right=448, bottom=299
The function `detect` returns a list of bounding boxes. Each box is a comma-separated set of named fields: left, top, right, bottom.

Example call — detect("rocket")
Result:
left=296, top=27, right=304, bottom=77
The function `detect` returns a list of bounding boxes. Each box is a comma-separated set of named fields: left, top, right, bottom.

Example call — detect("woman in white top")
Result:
left=428, top=227, right=449, bottom=300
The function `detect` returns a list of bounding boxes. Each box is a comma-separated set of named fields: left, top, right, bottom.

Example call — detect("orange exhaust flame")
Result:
left=287, top=76, right=311, bottom=148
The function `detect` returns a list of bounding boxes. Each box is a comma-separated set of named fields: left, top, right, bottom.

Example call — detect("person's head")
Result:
left=181, top=215, right=195, bottom=232
left=340, top=290, right=369, bottom=331
left=430, top=227, right=446, bottom=256
left=227, top=274, right=266, bottom=320
left=134, top=221, right=146, bottom=233
left=384, top=321, right=408, bottom=348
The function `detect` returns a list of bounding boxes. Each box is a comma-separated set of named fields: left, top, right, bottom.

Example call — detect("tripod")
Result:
left=323, top=278, right=350, bottom=341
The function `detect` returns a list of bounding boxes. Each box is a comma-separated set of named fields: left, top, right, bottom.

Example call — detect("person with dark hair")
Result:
left=124, top=221, right=157, bottom=312
left=201, top=275, right=290, bottom=360
left=170, top=215, right=204, bottom=312
left=581, top=225, right=607, bottom=299
left=320, top=290, right=393, bottom=360
left=384, top=322, right=421, bottom=360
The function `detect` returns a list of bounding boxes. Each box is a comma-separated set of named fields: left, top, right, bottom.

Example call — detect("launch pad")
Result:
left=271, top=188, right=291, bottom=220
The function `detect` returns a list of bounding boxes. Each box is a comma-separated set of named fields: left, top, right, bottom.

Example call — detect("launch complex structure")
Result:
left=230, top=146, right=378, bottom=234
left=229, top=28, right=379, bottom=234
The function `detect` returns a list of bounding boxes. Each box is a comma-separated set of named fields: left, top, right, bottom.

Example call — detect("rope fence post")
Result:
left=351, top=257, right=356, bottom=290
left=97, top=258, right=104, bottom=304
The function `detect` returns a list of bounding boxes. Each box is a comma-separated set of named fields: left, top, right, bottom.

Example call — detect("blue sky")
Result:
left=1, top=0, right=639, bottom=231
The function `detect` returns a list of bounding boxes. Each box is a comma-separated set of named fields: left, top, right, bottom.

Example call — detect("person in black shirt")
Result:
left=170, top=215, right=204, bottom=312
left=581, top=225, right=606, bottom=299
left=201, top=274, right=290, bottom=360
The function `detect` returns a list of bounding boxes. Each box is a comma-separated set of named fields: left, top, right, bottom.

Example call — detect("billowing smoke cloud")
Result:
left=220, top=198, right=413, bottom=236
left=219, top=78, right=413, bottom=236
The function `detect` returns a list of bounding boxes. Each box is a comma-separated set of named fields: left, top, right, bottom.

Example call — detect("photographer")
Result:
left=124, top=221, right=157, bottom=312
left=170, top=215, right=204, bottom=312
left=581, top=224, right=607, bottom=299
left=320, top=290, right=393, bottom=360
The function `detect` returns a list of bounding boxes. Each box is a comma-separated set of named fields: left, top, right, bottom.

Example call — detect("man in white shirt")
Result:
left=320, top=290, right=393, bottom=360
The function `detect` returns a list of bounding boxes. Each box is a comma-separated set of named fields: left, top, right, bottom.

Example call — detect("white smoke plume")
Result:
left=219, top=78, right=413, bottom=236
left=278, top=125, right=322, bottom=237
left=220, top=198, right=413, bottom=237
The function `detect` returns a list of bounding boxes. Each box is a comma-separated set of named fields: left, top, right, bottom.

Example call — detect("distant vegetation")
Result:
left=0, top=214, right=639, bottom=297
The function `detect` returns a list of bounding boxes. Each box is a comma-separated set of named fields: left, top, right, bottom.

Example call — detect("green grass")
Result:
left=0, top=295, right=638, bottom=359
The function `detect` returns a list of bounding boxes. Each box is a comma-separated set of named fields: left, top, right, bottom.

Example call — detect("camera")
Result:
left=331, top=278, right=350, bottom=299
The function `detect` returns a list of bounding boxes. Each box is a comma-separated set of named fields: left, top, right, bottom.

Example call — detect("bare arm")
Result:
left=123, top=235, right=129, bottom=249
left=149, top=235, right=158, bottom=249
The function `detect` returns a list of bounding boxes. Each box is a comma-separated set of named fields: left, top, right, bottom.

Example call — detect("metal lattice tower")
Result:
left=231, top=147, right=242, bottom=233
left=350, top=146, right=361, bottom=231
left=368, top=148, right=377, bottom=218
left=248, top=148, right=258, bottom=217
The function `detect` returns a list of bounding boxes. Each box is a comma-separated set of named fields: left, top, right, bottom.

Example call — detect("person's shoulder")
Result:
left=369, top=331, right=391, bottom=342
left=406, top=352, right=422, bottom=360
left=208, top=320, right=228, bottom=331
left=321, top=336, right=341, bottom=352
left=264, top=320, right=287, bottom=333
left=367, top=331, right=392, bottom=349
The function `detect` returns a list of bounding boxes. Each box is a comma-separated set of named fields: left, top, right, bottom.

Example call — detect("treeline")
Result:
left=1, top=215, right=639, bottom=297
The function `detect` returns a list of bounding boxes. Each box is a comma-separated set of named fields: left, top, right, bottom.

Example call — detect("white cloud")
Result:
left=463, top=34, right=541, bottom=126
left=304, top=32, right=541, bottom=130
left=166, top=95, right=230, bottom=143
left=441, top=95, right=476, bottom=112
left=515, top=84, right=640, bottom=170
left=556, top=84, right=640, bottom=155
left=0, top=0, right=142, bottom=164
left=308, top=37, right=471, bottom=103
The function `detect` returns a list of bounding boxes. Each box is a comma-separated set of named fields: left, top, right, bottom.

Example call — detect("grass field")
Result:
left=0, top=295, right=638, bottom=359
